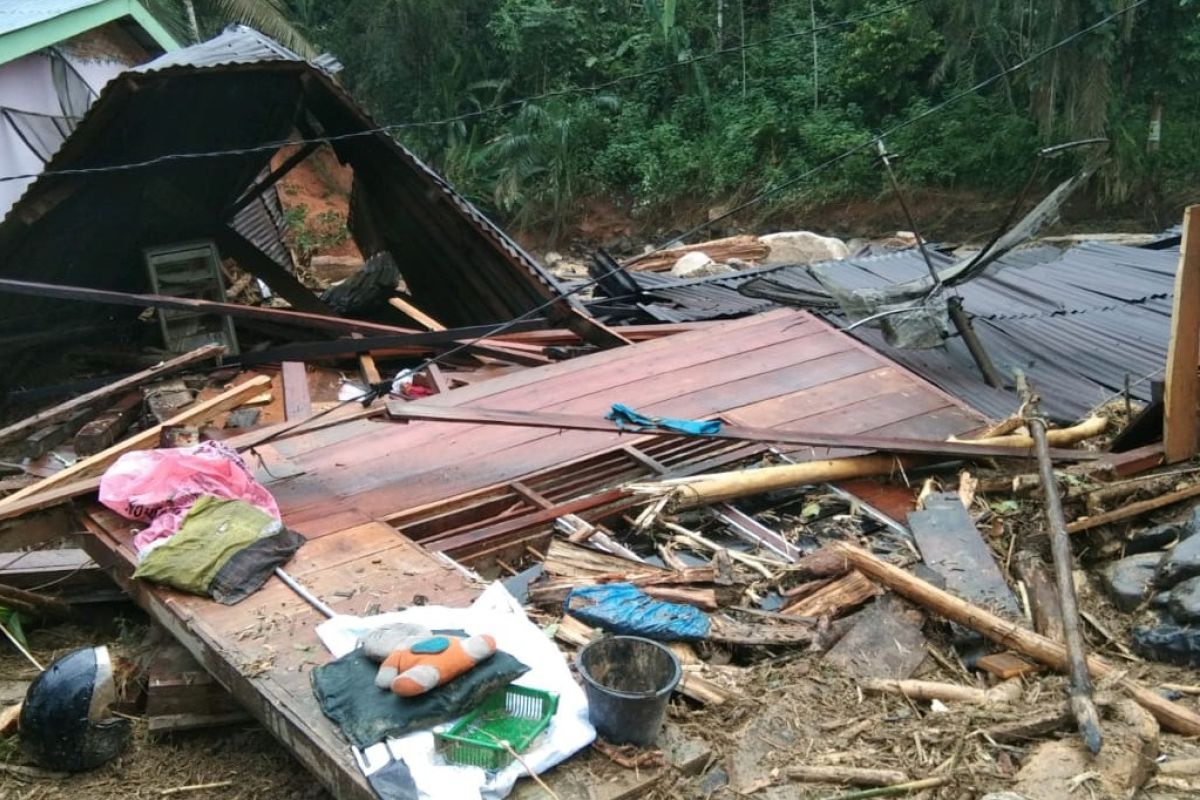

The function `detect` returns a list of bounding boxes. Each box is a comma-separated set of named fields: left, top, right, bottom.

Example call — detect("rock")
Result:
left=670, top=251, right=734, bottom=278
left=1132, top=620, right=1200, bottom=666
left=1103, top=552, right=1163, bottom=611
left=1012, top=699, right=1157, bottom=800
left=1170, top=576, right=1200, bottom=623
left=1124, top=523, right=1182, bottom=555
left=1183, top=504, right=1200, bottom=540
left=1152, top=591, right=1172, bottom=609
left=758, top=231, right=849, bottom=266
left=1155, top=535, right=1200, bottom=589
left=543, top=251, right=563, bottom=266
left=224, top=407, right=261, bottom=429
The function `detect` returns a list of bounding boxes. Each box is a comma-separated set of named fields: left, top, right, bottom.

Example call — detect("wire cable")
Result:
left=0, top=0, right=933, bottom=184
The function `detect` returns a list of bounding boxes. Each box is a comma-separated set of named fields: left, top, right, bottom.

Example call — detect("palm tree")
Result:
left=145, top=0, right=315, bottom=56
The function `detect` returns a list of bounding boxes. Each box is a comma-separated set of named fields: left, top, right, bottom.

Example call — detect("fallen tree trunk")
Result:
left=828, top=541, right=1200, bottom=735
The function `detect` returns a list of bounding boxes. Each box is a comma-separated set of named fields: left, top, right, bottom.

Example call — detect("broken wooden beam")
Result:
left=385, top=403, right=1101, bottom=464
left=1164, top=205, right=1200, bottom=463
left=1067, top=481, right=1200, bottom=533
left=862, top=677, right=1021, bottom=706
left=828, top=541, right=1200, bottom=735
left=74, top=392, right=143, bottom=456
left=0, top=278, right=548, bottom=367
left=0, top=344, right=222, bottom=447
left=0, top=375, right=271, bottom=520
left=22, top=406, right=93, bottom=459
left=783, top=570, right=881, bottom=618
left=280, top=362, right=312, bottom=421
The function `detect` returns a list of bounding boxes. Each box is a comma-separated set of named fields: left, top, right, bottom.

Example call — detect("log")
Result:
left=785, top=766, right=909, bottom=787
left=828, top=541, right=1200, bottom=735
left=861, top=678, right=1021, bottom=706
left=660, top=455, right=903, bottom=509
left=0, top=344, right=223, bottom=447
left=1066, top=481, right=1200, bottom=533
left=0, top=375, right=271, bottom=519
left=790, top=547, right=851, bottom=581
left=783, top=571, right=881, bottom=618
left=950, top=415, right=1108, bottom=449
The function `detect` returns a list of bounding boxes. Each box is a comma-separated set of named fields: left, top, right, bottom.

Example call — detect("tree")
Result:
left=144, top=0, right=315, bottom=55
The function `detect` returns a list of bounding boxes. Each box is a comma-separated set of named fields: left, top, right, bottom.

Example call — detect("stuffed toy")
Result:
left=379, top=634, right=497, bottom=697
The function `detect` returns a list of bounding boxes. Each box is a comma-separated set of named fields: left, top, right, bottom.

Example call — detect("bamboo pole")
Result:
left=633, top=454, right=903, bottom=509
left=950, top=415, right=1107, bottom=449
left=861, top=678, right=1021, bottom=706
left=827, top=541, right=1200, bottom=735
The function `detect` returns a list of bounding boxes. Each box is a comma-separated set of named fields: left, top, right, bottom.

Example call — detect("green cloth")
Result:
left=134, top=497, right=279, bottom=595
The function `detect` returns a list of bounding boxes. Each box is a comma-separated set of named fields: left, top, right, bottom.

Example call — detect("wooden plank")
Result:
left=349, top=334, right=382, bottom=386
left=387, top=295, right=445, bottom=331
left=784, top=571, right=881, bottom=618
left=1066, top=480, right=1200, bottom=533
left=22, top=407, right=93, bottom=458
left=80, top=512, right=479, bottom=800
left=1164, top=205, right=1200, bottom=462
left=384, top=402, right=1101, bottom=461
left=281, top=362, right=312, bottom=421
left=907, top=493, right=1020, bottom=618
left=0, top=277, right=546, bottom=366
left=0, top=344, right=223, bottom=447
left=0, top=375, right=271, bottom=520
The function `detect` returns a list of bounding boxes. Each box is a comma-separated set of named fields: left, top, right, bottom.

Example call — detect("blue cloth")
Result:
left=606, top=404, right=722, bottom=436
left=565, top=583, right=711, bottom=642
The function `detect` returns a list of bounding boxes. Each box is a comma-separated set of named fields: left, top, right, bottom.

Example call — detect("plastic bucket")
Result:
left=576, top=635, right=681, bottom=746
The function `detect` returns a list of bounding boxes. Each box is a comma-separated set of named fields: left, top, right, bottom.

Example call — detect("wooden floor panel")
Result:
left=79, top=309, right=989, bottom=800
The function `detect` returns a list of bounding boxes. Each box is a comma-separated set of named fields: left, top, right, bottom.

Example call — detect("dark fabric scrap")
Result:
left=210, top=527, right=306, bottom=605
left=311, top=648, right=529, bottom=748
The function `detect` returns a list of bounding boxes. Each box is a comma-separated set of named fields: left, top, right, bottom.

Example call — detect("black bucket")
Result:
left=576, top=635, right=681, bottom=746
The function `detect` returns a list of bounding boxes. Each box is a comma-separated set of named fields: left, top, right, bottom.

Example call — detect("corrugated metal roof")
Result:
left=605, top=242, right=1180, bottom=421
left=135, top=24, right=302, bottom=71
left=0, top=26, right=570, bottom=331
left=0, top=0, right=106, bottom=37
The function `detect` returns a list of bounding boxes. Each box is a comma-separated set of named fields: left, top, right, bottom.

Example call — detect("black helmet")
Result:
left=20, top=646, right=131, bottom=771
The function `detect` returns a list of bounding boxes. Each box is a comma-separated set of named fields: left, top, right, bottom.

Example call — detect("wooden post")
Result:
left=1164, top=206, right=1200, bottom=462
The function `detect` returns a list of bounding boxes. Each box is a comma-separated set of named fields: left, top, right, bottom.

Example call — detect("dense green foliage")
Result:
left=192, top=1, right=1200, bottom=233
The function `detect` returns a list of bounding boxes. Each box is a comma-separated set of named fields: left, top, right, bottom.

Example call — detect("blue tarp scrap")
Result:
left=564, top=583, right=711, bottom=642
left=606, top=404, right=722, bottom=436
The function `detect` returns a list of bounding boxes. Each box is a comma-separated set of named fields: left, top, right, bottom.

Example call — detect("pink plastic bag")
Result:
left=99, top=441, right=280, bottom=553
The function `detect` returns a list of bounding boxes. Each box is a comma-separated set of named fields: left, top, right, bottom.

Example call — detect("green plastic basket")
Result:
left=435, top=685, right=559, bottom=771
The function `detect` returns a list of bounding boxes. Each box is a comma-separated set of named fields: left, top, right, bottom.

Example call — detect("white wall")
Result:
left=0, top=28, right=145, bottom=218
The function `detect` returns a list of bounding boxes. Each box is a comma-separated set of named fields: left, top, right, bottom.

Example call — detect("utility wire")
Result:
left=0, top=0, right=932, bottom=184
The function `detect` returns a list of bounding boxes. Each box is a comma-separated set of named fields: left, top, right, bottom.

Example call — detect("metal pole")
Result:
left=1020, top=373, right=1103, bottom=754
left=876, top=139, right=941, bottom=291
left=947, top=296, right=1003, bottom=388
left=275, top=567, right=336, bottom=619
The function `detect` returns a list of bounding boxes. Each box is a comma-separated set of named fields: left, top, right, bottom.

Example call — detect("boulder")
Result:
left=1124, top=523, right=1183, bottom=555
left=1154, top=535, right=1200, bottom=590
left=1103, top=552, right=1163, bottom=611
left=670, top=251, right=735, bottom=278
left=1132, top=619, right=1200, bottom=667
left=758, top=231, right=849, bottom=266
left=1012, top=699, right=1157, bottom=800
left=1170, top=576, right=1200, bottom=623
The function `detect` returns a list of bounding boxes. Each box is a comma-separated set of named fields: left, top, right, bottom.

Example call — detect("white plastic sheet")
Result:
left=317, top=583, right=594, bottom=800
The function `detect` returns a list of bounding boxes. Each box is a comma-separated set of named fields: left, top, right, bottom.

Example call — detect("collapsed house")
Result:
left=4, top=23, right=1200, bottom=800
